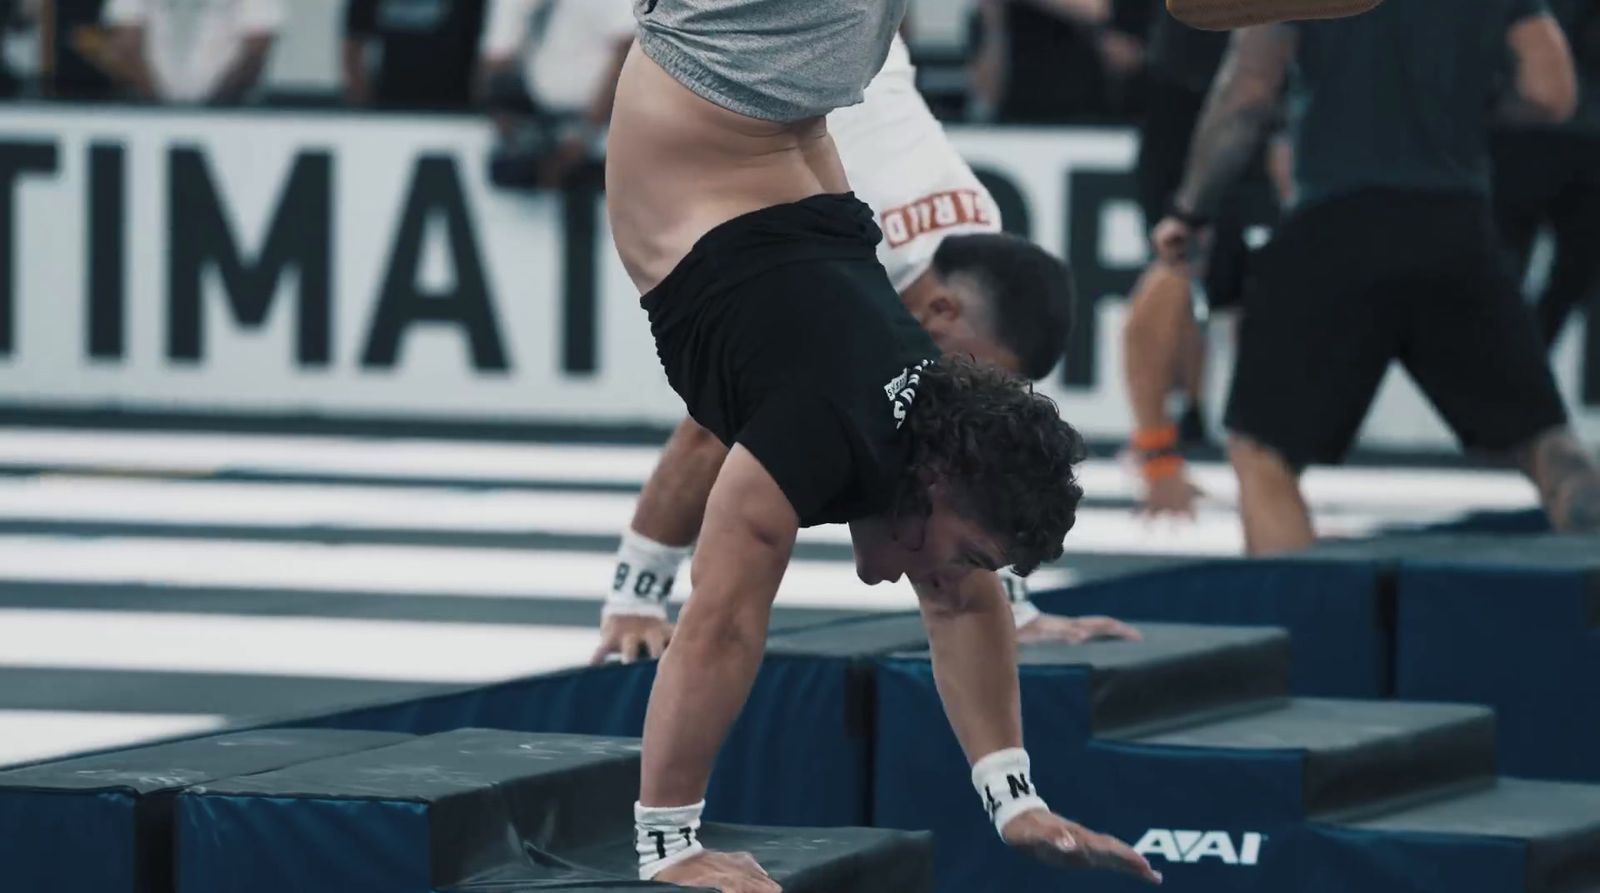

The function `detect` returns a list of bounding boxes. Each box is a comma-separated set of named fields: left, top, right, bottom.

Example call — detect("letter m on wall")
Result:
left=167, top=147, right=332, bottom=365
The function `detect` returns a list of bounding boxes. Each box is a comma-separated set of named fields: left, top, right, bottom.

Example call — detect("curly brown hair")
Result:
left=893, top=356, right=1087, bottom=575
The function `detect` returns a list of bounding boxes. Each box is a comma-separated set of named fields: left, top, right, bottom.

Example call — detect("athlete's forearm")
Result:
left=639, top=600, right=767, bottom=804
left=629, top=417, right=729, bottom=548
left=918, top=572, right=1024, bottom=763
left=1123, top=264, right=1192, bottom=432
left=1174, top=97, right=1274, bottom=218
left=637, top=448, right=797, bottom=806
left=1175, top=26, right=1295, bottom=217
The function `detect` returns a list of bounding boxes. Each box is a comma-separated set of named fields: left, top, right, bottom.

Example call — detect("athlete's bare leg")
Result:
left=1229, top=434, right=1315, bottom=555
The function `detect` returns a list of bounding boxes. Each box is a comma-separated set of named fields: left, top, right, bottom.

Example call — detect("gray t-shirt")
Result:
left=634, top=0, right=908, bottom=122
left=1287, top=0, right=1549, bottom=211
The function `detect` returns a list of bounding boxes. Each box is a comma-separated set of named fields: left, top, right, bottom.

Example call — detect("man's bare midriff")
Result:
left=606, top=43, right=851, bottom=295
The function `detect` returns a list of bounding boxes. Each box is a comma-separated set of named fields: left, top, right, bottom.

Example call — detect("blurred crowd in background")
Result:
left=0, top=0, right=1178, bottom=122
left=2, top=1, right=1594, bottom=188
left=0, top=0, right=1593, bottom=243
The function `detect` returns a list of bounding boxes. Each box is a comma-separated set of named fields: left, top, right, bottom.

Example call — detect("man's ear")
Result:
left=927, top=292, right=963, bottom=323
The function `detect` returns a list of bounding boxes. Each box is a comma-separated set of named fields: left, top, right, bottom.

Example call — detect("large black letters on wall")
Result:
left=88, top=143, right=125, bottom=359
left=971, top=166, right=1031, bottom=240
left=4, top=130, right=1594, bottom=410
left=361, top=155, right=509, bottom=372
left=0, top=141, right=60, bottom=356
left=1063, top=168, right=1141, bottom=388
left=168, top=147, right=332, bottom=365
left=561, top=171, right=602, bottom=375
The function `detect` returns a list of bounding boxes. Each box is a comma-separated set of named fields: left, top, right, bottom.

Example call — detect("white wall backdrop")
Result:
left=0, top=105, right=1594, bottom=448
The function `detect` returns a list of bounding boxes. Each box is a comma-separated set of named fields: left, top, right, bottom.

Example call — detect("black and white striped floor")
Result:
left=0, top=426, right=1541, bottom=767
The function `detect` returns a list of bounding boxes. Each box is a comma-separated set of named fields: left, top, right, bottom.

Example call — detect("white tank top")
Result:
left=827, top=36, right=1004, bottom=292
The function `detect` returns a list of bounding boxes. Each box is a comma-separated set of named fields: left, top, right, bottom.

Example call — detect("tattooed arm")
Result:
left=1172, top=25, right=1297, bottom=219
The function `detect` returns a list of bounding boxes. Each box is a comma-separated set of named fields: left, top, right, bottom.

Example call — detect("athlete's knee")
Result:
left=1227, top=433, right=1299, bottom=483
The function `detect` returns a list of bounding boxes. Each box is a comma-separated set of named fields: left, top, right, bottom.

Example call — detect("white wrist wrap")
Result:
left=635, top=800, right=706, bottom=879
left=999, top=568, right=1040, bottom=629
left=972, top=748, right=1049, bottom=836
left=604, top=530, right=690, bottom=620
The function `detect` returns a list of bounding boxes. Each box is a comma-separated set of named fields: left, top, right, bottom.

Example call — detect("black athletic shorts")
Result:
left=641, top=193, right=939, bottom=527
left=1137, top=77, right=1278, bottom=310
left=1224, top=190, right=1569, bottom=468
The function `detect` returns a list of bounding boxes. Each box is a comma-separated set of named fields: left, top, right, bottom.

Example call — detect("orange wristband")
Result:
left=1131, top=425, right=1179, bottom=454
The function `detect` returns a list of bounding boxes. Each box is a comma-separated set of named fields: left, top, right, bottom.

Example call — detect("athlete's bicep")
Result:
left=686, top=446, right=799, bottom=621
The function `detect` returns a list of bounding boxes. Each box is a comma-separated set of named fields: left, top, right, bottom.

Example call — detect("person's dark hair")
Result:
left=894, top=356, right=1087, bottom=575
left=931, top=233, right=1076, bottom=380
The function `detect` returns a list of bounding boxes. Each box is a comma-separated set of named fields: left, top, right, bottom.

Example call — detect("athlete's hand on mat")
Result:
left=1142, top=472, right=1204, bottom=519
left=1004, top=808, right=1164, bottom=884
left=590, top=615, right=674, bottom=665
left=653, top=850, right=782, bottom=893
left=1017, top=613, right=1143, bottom=645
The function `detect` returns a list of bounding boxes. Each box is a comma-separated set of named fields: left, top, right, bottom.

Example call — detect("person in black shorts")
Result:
left=609, top=4, right=1162, bottom=888
left=1121, top=2, right=1281, bottom=517
left=645, top=196, right=1068, bottom=538
left=637, top=198, right=1158, bottom=887
left=1153, top=0, right=1600, bottom=554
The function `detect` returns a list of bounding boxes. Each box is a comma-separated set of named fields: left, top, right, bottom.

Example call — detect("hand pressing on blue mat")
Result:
left=593, top=614, right=674, bottom=664
left=1004, top=809, right=1164, bottom=884
left=593, top=586, right=1143, bottom=660
left=1018, top=613, right=1143, bottom=645
left=1003, top=570, right=1144, bottom=646
left=654, top=850, right=780, bottom=893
